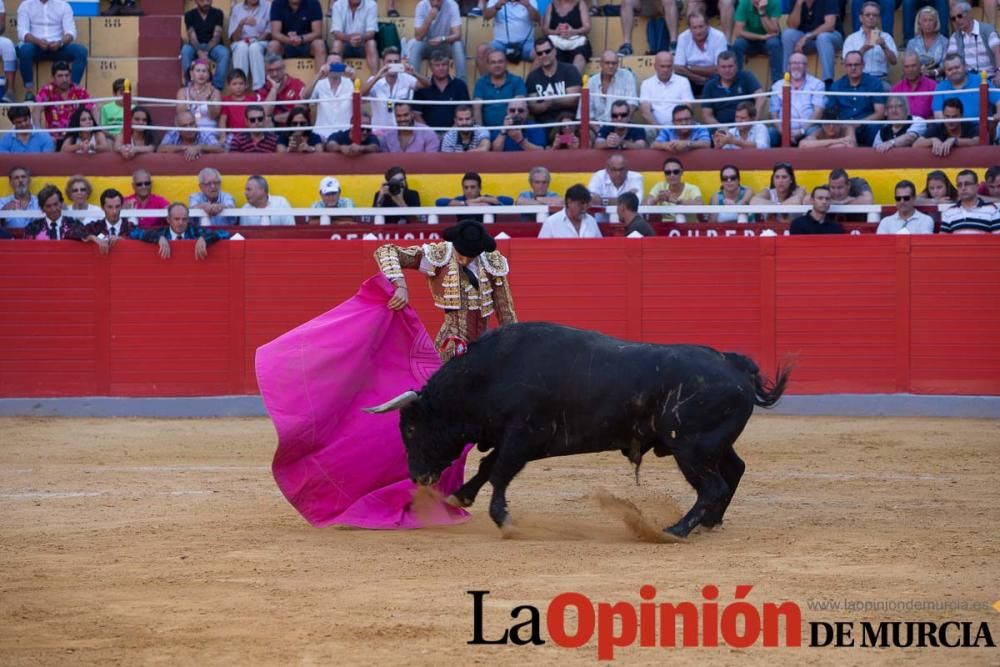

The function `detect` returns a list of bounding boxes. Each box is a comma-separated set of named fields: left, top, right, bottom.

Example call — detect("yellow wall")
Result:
left=3, top=168, right=987, bottom=208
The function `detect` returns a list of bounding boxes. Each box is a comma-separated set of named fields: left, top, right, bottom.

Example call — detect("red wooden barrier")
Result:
left=1, top=237, right=999, bottom=397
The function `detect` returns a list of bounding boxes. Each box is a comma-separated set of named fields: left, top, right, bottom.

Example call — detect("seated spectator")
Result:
left=99, top=79, right=127, bottom=136
left=947, top=2, right=1000, bottom=85
left=916, top=169, right=957, bottom=206
left=542, top=0, right=591, bottom=75
left=891, top=51, right=936, bottom=121
left=645, top=157, right=703, bottom=223
left=825, top=168, right=873, bottom=205
left=328, top=0, right=378, bottom=78
left=229, top=0, right=272, bottom=91
left=594, top=100, right=647, bottom=150
left=158, top=111, right=224, bottom=160
left=853, top=0, right=896, bottom=38
left=472, top=49, right=527, bottom=129
left=257, top=54, right=305, bottom=126
left=905, top=6, right=948, bottom=78
left=63, top=175, right=102, bottom=225
left=412, top=50, right=470, bottom=129
left=0, top=4, right=15, bottom=99
left=674, top=12, right=728, bottom=95
left=437, top=172, right=514, bottom=213
left=842, top=2, right=898, bottom=81
left=587, top=153, right=644, bottom=205
left=182, top=0, right=228, bottom=90
left=709, top=164, right=754, bottom=222
left=584, top=52, right=637, bottom=128
left=276, top=105, right=323, bottom=153
left=379, top=103, right=440, bottom=153
left=827, top=50, right=885, bottom=146
left=732, top=0, right=782, bottom=85
left=714, top=100, right=769, bottom=149
left=491, top=100, right=546, bottom=151
left=914, top=98, right=980, bottom=157
left=873, top=95, right=926, bottom=153
left=932, top=53, right=1000, bottom=122
left=268, top=0, right=326, bottom=72
left=124, top=169, right=172, bottom=228
left=979, top=165, right=1000, bottom=202
left=476, top=0, right=540, bottom=75
left=526, top=37, right=582, bottom=125
left=651, top=104, right=711, bottom=152
left=780, top=0, right=843, bottom=87
left=750, top=162, right=806, bottom=208
left=515, top=166, right=563, bottom=206
left=230, top=104, right=278, bottom=152
left=639, top=52, right=694, bottom=127
left=308, top=176, right=355, bottom=224
left=34, top=60, right=92, bottom=145
left=373, top=166, right=422, bottom=224
left=326, top=111, right=381, bottom=155
left=769, top=52, right=824, bottom=146
left=362, top=48, right=425, bottom=133
left=79, top=189, right=137, bottom=254
left=22, top=184, right=86, bottom=240
left=939, top=169, right=1000, bottom=234
left=441, top=104, right=491, bottom=152
left=16, top=0, right=88, bottom=100
left=61, top=107, right=112, bottom=154
left=539, top=184, right=601, bottom=238
left=114, top=106, right=158, bottom=159
left=241, top=175, right=295, bottom=225
left=138, top=202, right=230, bottom=259
left=701, top=50, right=763, bottom=127
left=615, top=0, right=679, bottom=57
left=0, top=105, right=55, bottom=153
left=790, top=185, right=844, bottom=234
left=877, top=179, right=935, bottom=234
left=304, top=58, right=354, bottom=142
left=1, top=167, right=40, bottom=230
left=189, top=167, right=236, bottom=226
left=547, top=113, right=582, bottom=150
left=409, top=0, right=466, bottom=82
left=219, top=69, right=261, bottom=144
left=798, top=108, right=858, bottom=148
left=177, top=60, right=222, bottom=131
left=616, top=191, right=655, bottom=236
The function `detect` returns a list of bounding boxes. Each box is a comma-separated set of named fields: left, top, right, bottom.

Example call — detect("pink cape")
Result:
left=255, top=274, right=470, bottom=529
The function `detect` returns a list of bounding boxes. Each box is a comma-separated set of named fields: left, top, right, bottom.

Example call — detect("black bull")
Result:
left=365, top=322, right=791, bottom=539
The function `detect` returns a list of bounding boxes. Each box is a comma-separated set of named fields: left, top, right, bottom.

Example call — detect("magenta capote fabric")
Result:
left=255, top=274, right=470, bottom=529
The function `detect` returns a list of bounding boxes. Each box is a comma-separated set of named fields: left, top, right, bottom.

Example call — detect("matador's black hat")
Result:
left=444, top=219, right=497, bottom=258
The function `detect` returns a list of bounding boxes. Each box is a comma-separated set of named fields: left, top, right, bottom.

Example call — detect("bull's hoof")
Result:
left=664, top=523, right=689, bottom=540
left=445, top=493, right=473, bottom=508
left=499, top=516, right=516, bottom=539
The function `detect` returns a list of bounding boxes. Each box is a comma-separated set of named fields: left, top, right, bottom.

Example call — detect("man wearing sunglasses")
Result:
left=123, top=169, right=172, bottom=228
left=526, top=36, right=582, bottom=126
left=946, top=1, right=999, bottom=85
left=229, top=104, right=279, bottom=152
left=594, top=100, right=647, bottom=149
left=877, top=180, right=934, bottom=235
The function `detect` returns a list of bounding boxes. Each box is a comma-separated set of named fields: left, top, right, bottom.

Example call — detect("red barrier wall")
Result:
left=2, top=237, right=999, bottom=397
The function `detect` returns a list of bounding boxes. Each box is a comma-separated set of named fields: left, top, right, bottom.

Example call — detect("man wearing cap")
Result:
left=308, top=176, right=355, bottom=224
left=374, top=219, right=517, bottom=360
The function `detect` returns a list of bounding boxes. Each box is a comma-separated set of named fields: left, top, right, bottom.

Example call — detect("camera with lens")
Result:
left=387, top=181, right=403, bottom=196
left=504, top=45, right=522, bottom=65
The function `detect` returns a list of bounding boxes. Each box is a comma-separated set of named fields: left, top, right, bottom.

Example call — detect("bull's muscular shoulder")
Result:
left=482, top=250, right=510, bottom=277
left=421, top=241, right=452, bottom=267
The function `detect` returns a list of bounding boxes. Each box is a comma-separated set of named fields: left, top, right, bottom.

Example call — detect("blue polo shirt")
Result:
left=489, top=126, right=547, bottom=150
left=597, top=125, right=647, bottom=142
left=931, top=77, right=1000, bottom=116
left=0, top=131, right=55, bottom=153
left=827, top=74, right=885, bottom=121
left=473, top=73, right=527, bottom=129
left=701, top=71, right=762, bottom=124
left=653, top=124, right=712, bottom=143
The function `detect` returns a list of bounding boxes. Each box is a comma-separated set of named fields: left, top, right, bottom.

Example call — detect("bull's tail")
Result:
left=724, top=353, right=792, bottom=409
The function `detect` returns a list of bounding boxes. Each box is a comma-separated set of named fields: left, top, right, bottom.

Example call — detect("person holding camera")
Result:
left=475, top=0, right=540, bottom=76
left=490, top=100, right=545, bottom=151
left=373, top=166, right=422, bottom=224
left=361, top=48, right=427, bottom=134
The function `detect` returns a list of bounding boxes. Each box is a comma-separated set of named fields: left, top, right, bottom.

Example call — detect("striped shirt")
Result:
left=939, top=199, right=1000, bottom=234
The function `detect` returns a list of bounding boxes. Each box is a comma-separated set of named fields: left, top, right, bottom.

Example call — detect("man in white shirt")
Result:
left=241, top=175, right=296, bottom=225
left=768, top=52, right=824, bottom=145
left=587, top=154, right=644, bottom=206
left=360, top=47, right=426, bottom=133
left=409, top=0, right=466, bottom=82
left=303, top=56, right=354, bottom=141
left=877, top=180, right=934, bottom=234
left=329, top=0, right=379, bottom=78
left=842, top=1, right=897, bottom=80
left=673, top=12, right=728, bottom=95
left=639, top=51, right=694, bottom=127
left=476, top=0, right=540, bottom=75
left=539, top=184, right=602, bottom=238
left=16, top=0, right=88, bottom=98
left=229, top=0, right=272, bottom=90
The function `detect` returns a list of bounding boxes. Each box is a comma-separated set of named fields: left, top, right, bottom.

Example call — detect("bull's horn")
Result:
left=363, top=390, right=419, bottom=414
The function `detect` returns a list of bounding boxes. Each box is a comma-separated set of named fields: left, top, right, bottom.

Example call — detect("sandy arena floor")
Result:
left=1, top=416, right=998, bottom=666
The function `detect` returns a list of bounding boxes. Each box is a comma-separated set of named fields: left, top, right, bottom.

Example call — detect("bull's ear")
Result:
left=363, top=390, right=420, bottom=414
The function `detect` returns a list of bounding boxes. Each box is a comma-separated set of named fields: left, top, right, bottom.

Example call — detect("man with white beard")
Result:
left=768, top=51, right=824, bottom=146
